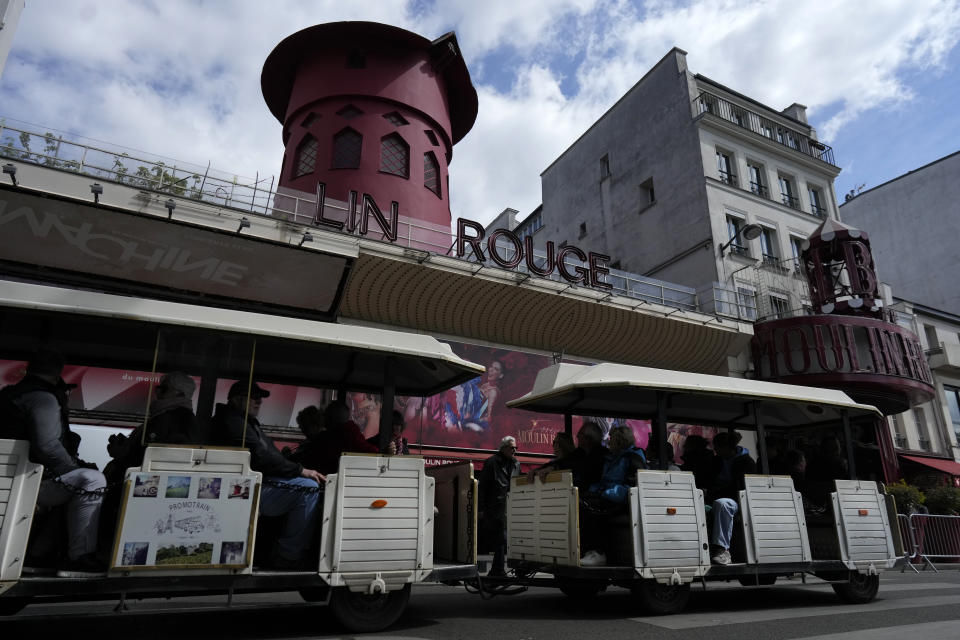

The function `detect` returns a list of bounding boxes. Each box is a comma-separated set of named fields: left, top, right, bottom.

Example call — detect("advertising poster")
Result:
left=112, top=471, right=259, bottom=570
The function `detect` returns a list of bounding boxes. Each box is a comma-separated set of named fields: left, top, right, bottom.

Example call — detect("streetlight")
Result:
left=718, top=223, right=763, bottom=256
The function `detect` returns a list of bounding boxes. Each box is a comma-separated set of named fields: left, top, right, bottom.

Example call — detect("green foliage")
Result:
left=923, top=485, right=960, bottom=515
left=884, top=480, right=925, bottom=514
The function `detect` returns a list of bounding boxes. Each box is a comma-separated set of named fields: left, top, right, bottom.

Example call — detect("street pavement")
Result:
left=2, top=570, right=959, bottom=639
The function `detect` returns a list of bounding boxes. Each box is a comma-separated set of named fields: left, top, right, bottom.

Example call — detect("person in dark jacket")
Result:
left=568, top=420, right=608, bottom=490
left=290, top=401, right=378, bottom=475
left=479, top=435, right=520, bottom=577
left=211, top=381, right=325, bottom=569
left=365, top=410, right=410, bottom=455
left=706, top=431, right=757, bottom=565
left=0, top=349, right=107, bottom=577
left=104, top=372, right=200, bottom=484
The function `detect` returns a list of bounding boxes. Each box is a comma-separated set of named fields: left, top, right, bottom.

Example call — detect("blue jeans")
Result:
left=37, top=468, right=105, bottom=560
left=711, top=498, right=738, bottom=549
left=259, top=476, right=321, bottom=561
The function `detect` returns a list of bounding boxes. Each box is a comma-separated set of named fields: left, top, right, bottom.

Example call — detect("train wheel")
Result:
left=831, top=571, right=879, bottom=604
left=737, top=574, right=777, bottom=587
left=632, top=580, right=690, bottom=615
left=328, top=583, right=411, bottom=632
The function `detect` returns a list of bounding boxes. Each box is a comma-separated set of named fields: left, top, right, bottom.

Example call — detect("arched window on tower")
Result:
left=379, top=133, right=409, bottom=178
left=332, top=127, right=362, bottom=169
left=294, top=134, right=318, bottom=177
left=424, top=151, right=441, bottom=197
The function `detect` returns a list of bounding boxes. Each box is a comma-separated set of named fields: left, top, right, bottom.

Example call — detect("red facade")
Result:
left=261, top=22, right=478, bottom=228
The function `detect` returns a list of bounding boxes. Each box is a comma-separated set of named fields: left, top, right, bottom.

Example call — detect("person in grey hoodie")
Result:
left=0, top=349, right=106, bottom=577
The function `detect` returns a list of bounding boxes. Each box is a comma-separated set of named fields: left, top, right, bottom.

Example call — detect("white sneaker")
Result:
left=580, top=550, right=607, bottom=567
left=710, top=548, right=731, bottom=565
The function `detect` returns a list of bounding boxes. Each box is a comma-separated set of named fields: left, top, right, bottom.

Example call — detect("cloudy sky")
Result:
left=2, top=0, right=959, bottom=226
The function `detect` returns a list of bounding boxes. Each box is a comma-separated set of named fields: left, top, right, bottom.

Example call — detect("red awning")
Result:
left=901, top=455, right=960, bottom=476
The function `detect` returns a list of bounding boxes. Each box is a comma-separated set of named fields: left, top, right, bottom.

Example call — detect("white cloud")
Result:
left=2, top=0, right=959, bottom=227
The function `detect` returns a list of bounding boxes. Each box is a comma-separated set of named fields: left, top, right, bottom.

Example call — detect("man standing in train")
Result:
left=0, top=349, right=107, bottom=577
left=211, top=380, right=326, bottom=570
left=479, top=435, right=520, bottom=577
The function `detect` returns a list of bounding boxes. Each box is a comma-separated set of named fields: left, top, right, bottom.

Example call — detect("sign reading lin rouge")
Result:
left=310, top=182, right=613, bottom=290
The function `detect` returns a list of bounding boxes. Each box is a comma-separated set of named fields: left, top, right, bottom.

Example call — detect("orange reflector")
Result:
left=858, top=509, right=869, bottom=516
left=666, top=507, right=677, bottom=515
left=371, top=500, right=388, bottom=509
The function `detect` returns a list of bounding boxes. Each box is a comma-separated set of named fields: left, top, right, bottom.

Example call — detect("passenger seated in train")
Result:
left=211, top=381, right=325, bottom=570
left=679, top=434, right=714, bottom=487
left=561, top=421, right=607, bottom=491
left=365, top=410, right=410, bottom=455
left=705, top=431, right=756, bottom=565
left=579, top=425, right=647, bottom=567
left=783, top=448, right=827, bottom=516
left=645, top=440, right=681, bottom=471
left=103, top=372, right=200, bottom=485
left=806, top=435, right=849, bottom=505
left=288, top=401, right=378, bottom=475
left=0, top=349, right=107, bottom=577
left=530, top=432, right=576, bottom=480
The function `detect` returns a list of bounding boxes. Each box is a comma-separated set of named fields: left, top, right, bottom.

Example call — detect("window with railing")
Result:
left=789, top=235, right=805, bottom=271
left=726, top=216, right=750, bottom=256
left=769, top=294, right=789, bottom=319
left=716, top=150, right=737, bottom=186
left=892, top=413, right=907, bottom=449
left=808, top=185, right=826, bottom=218
left=759, top=225, right=779, bottom=262
left=779, top=174, right=800, bottom=210
left=913, top=407, right=932, bottom=451
left=748, top=162, right=768, bottom=198
left=737, top=285, right=758, bottom=321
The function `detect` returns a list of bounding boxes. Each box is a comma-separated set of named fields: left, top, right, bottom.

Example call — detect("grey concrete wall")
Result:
left=839, top=151, right=960, bottom=316
left=538, top=49, right=713, bottom=287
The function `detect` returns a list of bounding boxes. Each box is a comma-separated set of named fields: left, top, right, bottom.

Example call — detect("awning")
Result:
left=901, top=455, right=960, bottom=476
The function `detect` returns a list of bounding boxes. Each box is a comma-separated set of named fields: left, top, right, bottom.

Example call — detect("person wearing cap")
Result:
left=0, top=349, right=107, bottom=577
left=478, top=435, right=520, bottom=577
left=104, top=371, right=201, bottom=485
left=211, top=380, right=326, bottom=570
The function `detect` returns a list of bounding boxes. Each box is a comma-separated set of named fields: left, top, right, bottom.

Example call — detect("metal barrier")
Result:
left=897, top=513, right=960, bottom=572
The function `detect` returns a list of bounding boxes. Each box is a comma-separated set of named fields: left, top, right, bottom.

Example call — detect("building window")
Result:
left=336, top=104, right=364, bottom=120
left=579, top=222, right=588, bottom=239
left=914, top=407, right=931, bottom=451
left=747, top=162, right=768, bottom=198
left=778, top=174, right=799, bottom=209
left=640, top=177, right=656, bottom=208
left=716, top=150, right=737, bottom=186
left=891, top=414, right=907, bottom=449
left=294, top=134, right=318, bottom=177
left=424, top=152, right=441, bottom=196
left=383, top=112, right=408, bottom=127
left=924, top=324, right=940, bottom=353
left=380, top=133, right=409, bottom=178
left=600, top=154, right=611, bottom=180
left=301, top=112, right=319, bottom=128
left=424, top=129, right=439, bottom=146
left=808, top=185, right=826, bottom=218
left=726, top=216, right=750, bottom=257
left=737, top=285, right=757, bottom=321
left=332, top=127, right=362, bottom=169
left=519, top=212, right=543, bottom=241
left=946, top=386, right=960, bottom=442
left=759, top=225, right=779, bottom=263
left=789, top=235, right=805, bottom=271
left=769, top=294, right=789, bottom=319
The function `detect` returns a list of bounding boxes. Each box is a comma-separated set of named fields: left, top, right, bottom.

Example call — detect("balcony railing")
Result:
left=810, top=203, right=826, bottom=218
left=780, top=193, right=801, bottom=210
left=694, top=91, right=836, bottom=166
left=718, top=170, right=738, bottom=187
left=750, top=181, right=769, bottom=198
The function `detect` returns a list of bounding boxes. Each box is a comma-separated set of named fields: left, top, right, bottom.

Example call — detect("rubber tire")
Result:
left=832, top=572, right=879, bottom=604
left=298, top=586, right=330, bottom=603
left=328, top=583, right=411, bottom=633
left=632, top=580, right=691, bottom=615
left=559, top=584, right=604, bottom=599
left=0, top=597, right=27, bottom=616
left=737, top=575, right=777, bottom=587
